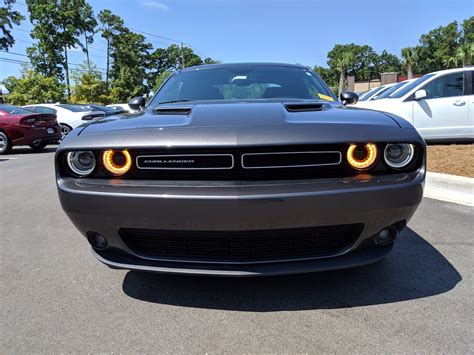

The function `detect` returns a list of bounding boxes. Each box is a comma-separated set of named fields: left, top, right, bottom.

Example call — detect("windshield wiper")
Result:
left=157, top=99, right=193, bottom=105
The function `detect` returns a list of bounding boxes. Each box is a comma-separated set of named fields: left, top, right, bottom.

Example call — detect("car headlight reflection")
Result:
left=102, top=149, right=132, bottom=176
left=67, top=151, right=96, bottom=176
left=384, top=143, right=415, bottom=169
left=347, top=143, right=378, bottom=170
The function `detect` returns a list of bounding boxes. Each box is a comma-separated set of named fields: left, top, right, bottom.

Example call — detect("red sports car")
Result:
left=0, top=104, right=62, bottom=155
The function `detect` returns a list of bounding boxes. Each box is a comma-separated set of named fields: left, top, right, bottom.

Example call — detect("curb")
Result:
left=424, top=172, right=474, bottom=207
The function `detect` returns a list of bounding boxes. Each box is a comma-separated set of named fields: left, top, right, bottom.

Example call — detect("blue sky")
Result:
left=1, top=0, right=472, bottom=80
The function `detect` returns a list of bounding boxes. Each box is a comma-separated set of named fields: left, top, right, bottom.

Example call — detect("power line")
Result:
left=14, top=36, right=107, bottom=56
left=129, top=27, right=188, bottom=46
left=12, top=21, right=204, bottom=55
left=0, top=52, right=107, bottom=72
left=0, top=57, right=107, bottom=75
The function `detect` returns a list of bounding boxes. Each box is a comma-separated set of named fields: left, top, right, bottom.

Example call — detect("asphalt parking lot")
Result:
left=1, top=147, right=473, bottom=353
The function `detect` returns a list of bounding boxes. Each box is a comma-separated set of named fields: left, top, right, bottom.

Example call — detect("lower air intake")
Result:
left=119, top=224, right=363, bottom=263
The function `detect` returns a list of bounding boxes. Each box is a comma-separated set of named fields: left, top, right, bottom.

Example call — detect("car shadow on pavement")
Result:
left=122, top=227, right=462, bottom=311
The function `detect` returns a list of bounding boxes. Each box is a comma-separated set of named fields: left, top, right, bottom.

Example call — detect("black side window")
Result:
left=423, top=73, right=464, bottom=98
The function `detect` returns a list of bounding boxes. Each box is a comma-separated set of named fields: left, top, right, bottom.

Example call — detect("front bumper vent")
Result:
left=119, top=224, right=363, bottom=263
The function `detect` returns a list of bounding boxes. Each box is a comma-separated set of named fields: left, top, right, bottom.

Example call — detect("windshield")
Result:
left=359, top=86, right=385, bottom=101
left=373, top=81, right=409, bottom=100
left=56, top=104, right=90, bottom=112
left=150, top=65, right=336, bottom=105
left=389, top=74, right=435, bottom=98
left=0, top=104, right=34, bottom=115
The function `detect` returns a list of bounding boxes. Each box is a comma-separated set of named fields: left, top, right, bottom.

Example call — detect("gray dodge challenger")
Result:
left=56, top=63, right=425, bottom=276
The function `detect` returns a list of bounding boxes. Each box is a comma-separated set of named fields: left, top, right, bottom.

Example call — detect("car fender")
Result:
left=59, top=112, right=86, bottom=129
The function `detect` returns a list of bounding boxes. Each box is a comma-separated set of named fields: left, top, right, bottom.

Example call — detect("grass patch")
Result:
left=427, top=144, right=474, bottom=177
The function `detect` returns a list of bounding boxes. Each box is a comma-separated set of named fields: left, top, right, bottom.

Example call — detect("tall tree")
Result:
left=3, top=66, right=65, bottom=105
left=0, top=0, right=24, bottom=51
left=79, top=3, right=97, bottom=72
left=165, top=44, right=202, bottom=70
left=25, top=0, right=97, bottom=99
left=327, top=44, right=357, bottom=94
left=98, top=9, right=124, bottom=90
left=203, top=57, right=219, bottom=64
left=313, top=65, right=338, bottom=92
left=455, top=43, right=473, bottom=67
left=70, top=63, right=108, bottom=104
left=401, top=47, right=416, bottom=79
left=377, top=50, right=402, bottom=74
left=147, top=44, right=213, bottom=90
left=458, top=16, right=474, bottom=67
left=416, top=21, right=461, bottom=73
left=108, top=28, right=152, bottom=101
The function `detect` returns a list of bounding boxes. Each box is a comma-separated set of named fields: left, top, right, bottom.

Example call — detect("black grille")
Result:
left=242, top=151, right=341, bottom=169
left=119, top=224, right=363, bottom=263
left=128, top=144, right=359, bottom=180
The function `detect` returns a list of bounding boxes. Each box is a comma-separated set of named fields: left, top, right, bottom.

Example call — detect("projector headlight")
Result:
left=384, top=143, right=415, bottom=169
left=102, top=149, right=132, bottom=176
left=347, top=143, right=378, bottom=170
left=66, top=151, right=96, bottom=176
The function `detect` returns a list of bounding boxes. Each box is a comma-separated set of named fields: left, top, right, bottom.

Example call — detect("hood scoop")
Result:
left=284, top=103, right=326, bottom=112
left=153, top=107, right=192, bottom=115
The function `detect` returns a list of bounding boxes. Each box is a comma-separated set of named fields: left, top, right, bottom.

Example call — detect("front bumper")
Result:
left=58, top=169, right=424, bottom=276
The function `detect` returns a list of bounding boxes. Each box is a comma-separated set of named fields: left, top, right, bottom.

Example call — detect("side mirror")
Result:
left=340, top=91, right=359, bottom=105
left=414, top=89, right=427, bottom=101
left=128, top=96, right=146, bottom=111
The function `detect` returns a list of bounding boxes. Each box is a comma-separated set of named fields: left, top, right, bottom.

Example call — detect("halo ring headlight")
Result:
left=66, top=151, right=96, bottom=176
left=347, top=143, right=378, bottom=170
left=102, top=149, right=132, bottom=176
left=384, top=143, right=415, bottom=169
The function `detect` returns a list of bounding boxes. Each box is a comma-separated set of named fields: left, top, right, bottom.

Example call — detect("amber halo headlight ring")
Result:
left=347, top=143, right=378, bottom=171
left=66, top=151, right=96, bottom=177
left=384, top=143, right=415, bottom=169
left=101, top=149, right=132, bottom=176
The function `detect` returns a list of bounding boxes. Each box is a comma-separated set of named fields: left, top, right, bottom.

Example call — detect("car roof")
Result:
left=24, top=103, right=57, bottom=107
left=430, top=67, right=473, bottom=75
left=180, top=62, right=308, bottom=72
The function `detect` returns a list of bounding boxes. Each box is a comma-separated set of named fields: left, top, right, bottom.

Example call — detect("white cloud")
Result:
left=142, top=1, right=168, bottom=11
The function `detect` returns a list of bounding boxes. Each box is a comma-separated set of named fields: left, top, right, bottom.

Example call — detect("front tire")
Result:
left=0, top=132, right=12, bottom=155
left=29, top=141, right=48, bottom=150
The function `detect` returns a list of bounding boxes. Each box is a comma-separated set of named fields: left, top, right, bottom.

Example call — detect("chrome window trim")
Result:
left=241, top=151, right=342, bottom=169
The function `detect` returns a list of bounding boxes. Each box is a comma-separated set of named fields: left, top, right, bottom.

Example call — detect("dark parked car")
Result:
left=0, top=104, right=61, bottom=154
left=56, top=63, right=425, bottom=276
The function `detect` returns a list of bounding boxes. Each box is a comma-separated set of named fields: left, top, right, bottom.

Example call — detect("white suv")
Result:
left=23, top=103, right=105, bottom=139
left=352, top=68, right=474, bottom=142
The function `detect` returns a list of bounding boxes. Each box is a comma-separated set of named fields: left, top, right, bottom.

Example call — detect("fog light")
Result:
left=347, top=143, right=378, bottom=170
left=102, top=149, right=132, bottom=176
left=88, top=233, right=108, bottom=250
left=375, top=227, right=398, bottom=245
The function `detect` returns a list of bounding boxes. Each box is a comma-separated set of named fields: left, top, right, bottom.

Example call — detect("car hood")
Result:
left=62, top=101, right=420, bottom=149
left=82, top=101, right=399, bottom=130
